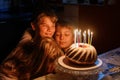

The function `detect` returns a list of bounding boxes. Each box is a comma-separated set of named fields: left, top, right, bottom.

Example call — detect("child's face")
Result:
left=55, top=26, right=74, bottom=50
left=38, top=16, right=55, bottom=38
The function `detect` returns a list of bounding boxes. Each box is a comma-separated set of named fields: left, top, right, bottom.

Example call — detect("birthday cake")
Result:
left=65, top=43, right=97, bottom=65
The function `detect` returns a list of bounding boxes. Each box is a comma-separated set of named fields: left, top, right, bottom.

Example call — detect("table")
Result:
left=98, top=47, right=120, bottom=80
left=34, top=47, right=120, bottom=80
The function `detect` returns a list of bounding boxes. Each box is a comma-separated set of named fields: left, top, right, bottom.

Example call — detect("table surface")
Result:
left=34, top=47, right=120, bottom=80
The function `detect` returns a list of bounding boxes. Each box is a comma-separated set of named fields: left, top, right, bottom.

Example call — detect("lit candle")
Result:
left=74, top=29, right=78, bottom=47
left=76, top=29, right=78, bottom=47
left=90, top=32, right=93, bottom=45
left=78, top=29, right=81, bottom=43
left=74, top=29, right=77, bottom=44
left=83, top=30, right=86, bottom=43
left=88, top=29, right=90, bottom=44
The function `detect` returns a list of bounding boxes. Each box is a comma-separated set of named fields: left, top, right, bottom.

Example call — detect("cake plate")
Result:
left=55, top=56, right=103, bottom=80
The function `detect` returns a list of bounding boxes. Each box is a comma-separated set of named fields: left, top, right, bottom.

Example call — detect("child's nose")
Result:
left=47, top=27, right=51, bottom=32
left=60, top=35, right=64, bottom=40
left=48, top=26, right=54, bottom=32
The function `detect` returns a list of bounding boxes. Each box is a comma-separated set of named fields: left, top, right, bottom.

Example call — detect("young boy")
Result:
left=54, top=19, right=76, bottom=52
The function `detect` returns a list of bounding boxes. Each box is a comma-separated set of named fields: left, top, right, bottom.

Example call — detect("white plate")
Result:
left=58, top=56, right=102, bottom=70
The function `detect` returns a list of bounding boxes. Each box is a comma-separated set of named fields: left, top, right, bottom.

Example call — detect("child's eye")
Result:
left=40, top=24, right=47, bottom=27
left=65, top=33, right=70, bottom=36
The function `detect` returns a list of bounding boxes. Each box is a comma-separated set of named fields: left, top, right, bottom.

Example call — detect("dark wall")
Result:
left=78, top=3, right=120, bottom=54
left=0, top=20, right=30, bottom=63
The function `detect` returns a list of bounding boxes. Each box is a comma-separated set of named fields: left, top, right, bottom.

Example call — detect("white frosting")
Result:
left=65, top=43, right=97, bottom=64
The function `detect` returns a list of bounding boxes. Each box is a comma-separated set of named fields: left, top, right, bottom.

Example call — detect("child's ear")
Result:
left=31, top=22, right=35, bottom=31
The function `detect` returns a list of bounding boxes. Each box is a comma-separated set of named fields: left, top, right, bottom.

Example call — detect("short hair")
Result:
left=56, top=19, right=77, bottom=35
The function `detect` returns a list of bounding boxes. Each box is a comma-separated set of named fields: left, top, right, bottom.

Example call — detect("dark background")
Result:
left=0, top=0, right=120, bottom=63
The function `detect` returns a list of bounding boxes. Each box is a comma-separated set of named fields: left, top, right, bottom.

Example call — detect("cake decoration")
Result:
left=65, top=29, right=97, bottom=65
left=74, top=29, right=93, bottom=46
left=65, top=43, right=97, bottom=65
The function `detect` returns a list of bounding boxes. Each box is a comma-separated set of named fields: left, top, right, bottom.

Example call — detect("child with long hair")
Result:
left=0, top=6, right=64, bottom=80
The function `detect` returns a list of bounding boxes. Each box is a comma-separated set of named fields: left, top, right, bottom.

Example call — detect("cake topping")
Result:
left=65, top=43, right=97, bottom=65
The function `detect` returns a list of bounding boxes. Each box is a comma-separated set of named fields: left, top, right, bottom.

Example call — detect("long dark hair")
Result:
left=30, top=37, right=64, bottom=78
left=0, top=37, right=64, bottom=79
